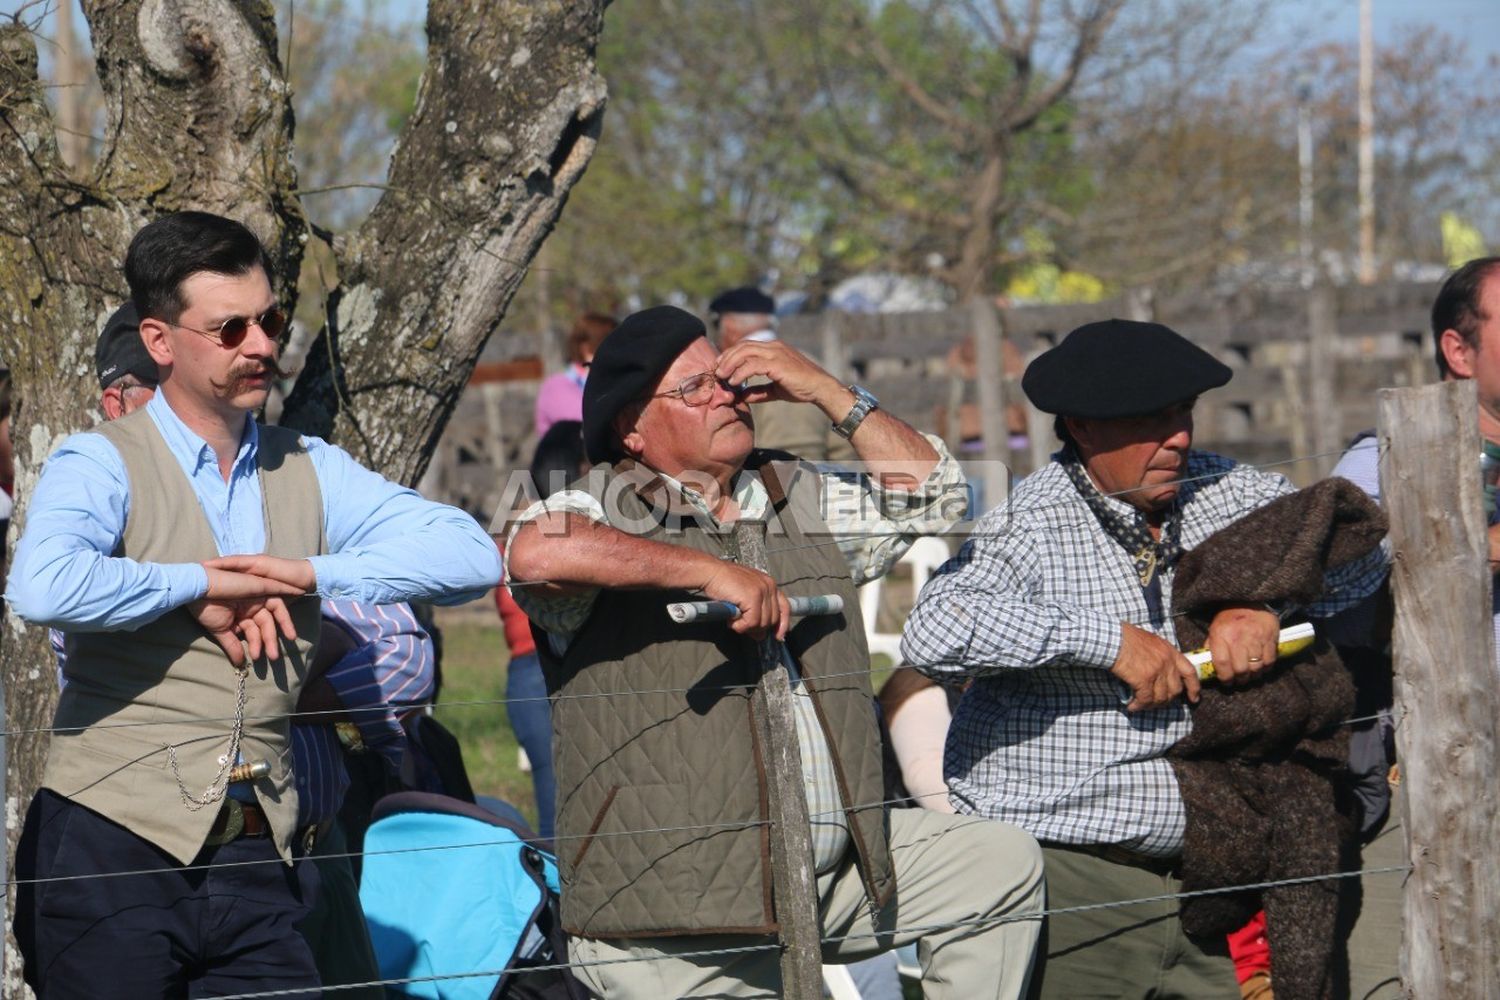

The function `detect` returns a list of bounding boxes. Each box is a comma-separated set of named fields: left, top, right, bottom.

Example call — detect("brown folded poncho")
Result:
left=1169, top=477, right=1386, bottom=1000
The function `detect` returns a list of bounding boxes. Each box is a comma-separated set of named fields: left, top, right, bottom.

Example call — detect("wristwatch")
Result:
left=832, top=385, right=879, bottom=440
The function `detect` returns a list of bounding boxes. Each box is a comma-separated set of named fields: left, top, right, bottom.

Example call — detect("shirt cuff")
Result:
left=1072, top=606, right=1124, bottom=669
left=306, top=553, right=361, bottom=600
left=168, top=562, right=211, bottom=607
left=856, top=434, right=966, bottom=507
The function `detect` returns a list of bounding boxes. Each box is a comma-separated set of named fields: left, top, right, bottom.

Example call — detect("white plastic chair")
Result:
left=859, top=536, right=952, bottom=665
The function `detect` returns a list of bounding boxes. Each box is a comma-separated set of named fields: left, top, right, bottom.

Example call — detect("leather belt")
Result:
left=205, top=799, right=271, bottom=846
left=1043, top=840, right=1181, bottom=877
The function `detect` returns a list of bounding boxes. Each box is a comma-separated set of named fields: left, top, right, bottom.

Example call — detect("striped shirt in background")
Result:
left=294, top=599, right=436, bottom=827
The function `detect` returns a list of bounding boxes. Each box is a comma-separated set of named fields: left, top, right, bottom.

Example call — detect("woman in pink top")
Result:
left=534, top=312, right=615, bottom=436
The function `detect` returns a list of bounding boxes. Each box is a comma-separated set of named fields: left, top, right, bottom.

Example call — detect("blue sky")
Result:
left=1311, top=0, right=1500, bottom=60
left=11, top=1, right=1497, bottom=65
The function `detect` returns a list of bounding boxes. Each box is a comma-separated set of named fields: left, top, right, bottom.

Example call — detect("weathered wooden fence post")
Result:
left=820, top=312, right=848, bottom=386
left=1377, top=379, right=1500, bottom=999
left=969, top=297, right=1010, bottom=508
left=1307, top=283, right=1339, bottom=477
left=731, top=522, right=823, bottom=998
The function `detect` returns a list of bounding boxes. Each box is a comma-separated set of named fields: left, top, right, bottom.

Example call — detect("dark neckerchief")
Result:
left=1060, top=447, right=1183, bottom=593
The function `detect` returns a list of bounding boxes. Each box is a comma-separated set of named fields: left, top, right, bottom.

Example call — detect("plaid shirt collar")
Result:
left=1059, top=446, right=1184, bottom=588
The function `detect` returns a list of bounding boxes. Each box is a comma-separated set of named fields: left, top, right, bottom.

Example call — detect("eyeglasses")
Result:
left=168, top=306, right=287, bottom=348
left=651, top=370, right=744, bottom=407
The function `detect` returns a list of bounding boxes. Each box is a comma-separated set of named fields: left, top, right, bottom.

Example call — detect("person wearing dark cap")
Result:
left=502, top=304, right=1044, bottom=999
left=902, top=319, right=1387, bottom=999
left=709, top=285, right=855, bottom=461
left=94, top=301, right=160, bottom=417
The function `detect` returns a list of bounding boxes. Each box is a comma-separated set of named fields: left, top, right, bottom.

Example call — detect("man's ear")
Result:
left=138, top=317, right=174, bottom=367
left=1440, top=327, right=1475, bottom=379
left=100, top=387, right=125, bottom=421
left=614, top=405, right=645, bottom=460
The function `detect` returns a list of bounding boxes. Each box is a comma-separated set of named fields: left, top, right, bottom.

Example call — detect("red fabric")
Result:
left=495, top=583, right=536, bottom=658
left=1226, top=909, right=1272, bottom=985
left=493, top=540, right=536, bottom=657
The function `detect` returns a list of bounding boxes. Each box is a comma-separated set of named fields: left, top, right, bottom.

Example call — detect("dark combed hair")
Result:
left=530, top=420, right=586, bottom=498
left=124, top=212, right=274, bottom=323
left=1053, top=415, right=1074, bottom=447
left=1432, top=256, right=1500, bottom=377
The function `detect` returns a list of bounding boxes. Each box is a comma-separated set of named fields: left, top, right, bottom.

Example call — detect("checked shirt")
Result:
left=901, top=451, right=1387, bottom=856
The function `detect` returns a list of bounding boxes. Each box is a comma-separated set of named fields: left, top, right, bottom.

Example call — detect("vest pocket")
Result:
left=571, top=784, right=619, bottom=868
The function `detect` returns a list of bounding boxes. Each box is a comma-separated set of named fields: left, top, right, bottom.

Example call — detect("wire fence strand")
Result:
left=205, top=862, right=1415, bottom=1000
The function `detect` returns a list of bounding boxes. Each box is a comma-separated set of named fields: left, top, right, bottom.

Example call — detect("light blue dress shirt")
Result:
left=7, top=391, right=500, bottom=632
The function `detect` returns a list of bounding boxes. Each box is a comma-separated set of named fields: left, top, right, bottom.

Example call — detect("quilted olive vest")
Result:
left=44, top=408, right=325, bottom=864
left=540, top=452, right=894, bottom=938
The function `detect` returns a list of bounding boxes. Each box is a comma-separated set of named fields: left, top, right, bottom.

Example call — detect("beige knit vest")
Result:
left=43, top=408, right=325, bottom=864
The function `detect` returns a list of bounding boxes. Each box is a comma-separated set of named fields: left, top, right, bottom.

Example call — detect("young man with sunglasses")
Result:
left=7, top=211, right=501, bottom=998
left=503, top=305, right=1044, bottom=999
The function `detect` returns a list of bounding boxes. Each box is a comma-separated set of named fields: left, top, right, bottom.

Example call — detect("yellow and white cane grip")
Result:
left=1185, top=622, right=1317, bottom=681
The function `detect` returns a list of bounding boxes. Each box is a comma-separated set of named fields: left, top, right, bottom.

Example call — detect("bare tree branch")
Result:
left=837, top=0, right=978, bottom=141
left=1004, top=0, right=1123, bottom=131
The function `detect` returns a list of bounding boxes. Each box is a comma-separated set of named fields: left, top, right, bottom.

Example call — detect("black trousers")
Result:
left=14, top=789, right=321, bottom=999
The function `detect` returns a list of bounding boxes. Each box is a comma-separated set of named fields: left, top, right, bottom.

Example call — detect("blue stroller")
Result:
left=358, top=791, right=590, bottom=999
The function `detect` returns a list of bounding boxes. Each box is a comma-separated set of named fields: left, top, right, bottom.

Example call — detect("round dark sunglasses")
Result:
left=168, top=306, right=287, bottom=348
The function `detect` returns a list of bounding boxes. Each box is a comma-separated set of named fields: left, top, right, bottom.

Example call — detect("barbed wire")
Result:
left=0, top=651, right=1395, bottom=742
left=205, top=862, right=1415, bottom=999
left=2, top=786, right=955, bottom=888
left=3, top=769, right=1401, bottom=890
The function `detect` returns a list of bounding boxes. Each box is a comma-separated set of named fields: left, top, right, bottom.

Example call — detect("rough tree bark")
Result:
left=0, top=1, right=606, bottom=990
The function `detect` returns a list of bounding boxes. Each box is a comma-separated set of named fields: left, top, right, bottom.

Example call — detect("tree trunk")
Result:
left=950, top=149, right=1005, bottom=300
left=0, top=2, right=605, bottom=990
left=280, top=1, right=606, bottom=484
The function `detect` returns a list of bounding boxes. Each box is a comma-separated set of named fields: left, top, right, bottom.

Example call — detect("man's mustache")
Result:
left=210, top=357, right=296, bottom=392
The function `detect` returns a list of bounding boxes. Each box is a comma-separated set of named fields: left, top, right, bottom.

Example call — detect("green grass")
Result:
left=430, top=614, right=539, bottom=828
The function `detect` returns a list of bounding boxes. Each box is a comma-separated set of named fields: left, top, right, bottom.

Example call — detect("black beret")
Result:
left=583, top=305, right=707, bottom=465
left=708, top=286, right=774, bottom=316
left=95, top=301, right=158, bottom=391
left=1021, top=318, right=1231, bottom=419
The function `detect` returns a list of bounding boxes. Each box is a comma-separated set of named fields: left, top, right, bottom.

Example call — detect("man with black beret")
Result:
left=903, top=319, right=1387, bottom=998
left=709, top=285, right=855, bottom=462
left=503, top=304, right=1045, bottom=998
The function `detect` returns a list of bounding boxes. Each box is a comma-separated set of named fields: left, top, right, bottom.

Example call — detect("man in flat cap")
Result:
left=710, top=285, right=854, bottom=461
left=902, top=319, right=1386, bottom=998
left=503, top=304, right=1044, bottom=999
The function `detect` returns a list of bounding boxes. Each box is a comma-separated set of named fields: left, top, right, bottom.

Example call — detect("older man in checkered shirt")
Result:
left=902, top=319, right=1386, bottom=999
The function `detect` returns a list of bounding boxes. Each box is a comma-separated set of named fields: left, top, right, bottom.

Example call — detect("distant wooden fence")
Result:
left=427, top=282, right=1436, bottom=518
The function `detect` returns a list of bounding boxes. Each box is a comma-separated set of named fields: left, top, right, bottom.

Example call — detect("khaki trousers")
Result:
left=570, top=808, right=1044, bottom=999
left=1028, top=845, right=1239, bottom=1000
